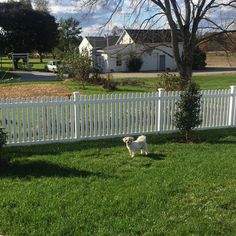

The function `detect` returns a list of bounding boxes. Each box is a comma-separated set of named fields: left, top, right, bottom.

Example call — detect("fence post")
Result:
left=73, top=92, right=80, bottom=140
left=158, top=88, right=165, bottom=132
left=228, top=85, right=236, bottom=127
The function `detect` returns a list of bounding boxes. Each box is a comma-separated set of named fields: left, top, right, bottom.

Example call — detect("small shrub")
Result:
left=103, top=73, right=118, bottom=91
left=103, top=80, right=118, bottom=91
left=174, top=82, right=202, bottom=141
left=63, top=49, right=92, bottom=88
left=156, top=73, right=182, bottom=91
left=121, top=79, right=145, bottom=86
left=56, top=65, right=65, bottom=81
left=127, top=51, right=143, bottom=72
left=89, top=67, right=104, bottom=85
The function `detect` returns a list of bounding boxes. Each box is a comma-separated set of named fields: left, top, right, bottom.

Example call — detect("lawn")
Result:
left=0, top=56, right=52, bottom=71
left=1, top=128, right=236, bottom=235
left=193, top=73, right=236, bottom=89
left=0, top=73, right=236, bottom=98
left=63, top=73, right=236, bottom=95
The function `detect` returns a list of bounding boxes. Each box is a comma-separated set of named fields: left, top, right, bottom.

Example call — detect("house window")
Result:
left=116, top=54, right=122, bottom=66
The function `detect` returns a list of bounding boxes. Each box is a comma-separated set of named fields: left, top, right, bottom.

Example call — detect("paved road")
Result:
left=10, top=67, right=236, bottom=82
left=111, top=67, right=236, bottom=78
left=13, top=70, right=57, bottom=82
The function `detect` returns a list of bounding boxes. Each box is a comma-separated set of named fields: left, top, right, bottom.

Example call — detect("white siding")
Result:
left=100, top=43, right=183, bottom=72
left=117, top=32, right=134, bottom=45
left=79, top=38, right=93, bottom=55
left=80, top=33, right=183, bottom=72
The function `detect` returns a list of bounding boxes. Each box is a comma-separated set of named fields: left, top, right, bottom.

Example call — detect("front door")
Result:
left=159, top=55, right=166, bottom=71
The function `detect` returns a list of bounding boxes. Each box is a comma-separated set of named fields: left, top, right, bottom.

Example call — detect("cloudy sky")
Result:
left=49, top=0, right=154, bottom=36
left=45, top=0, right=236, bottom=36
left=0, top=0, right=235, bottom=36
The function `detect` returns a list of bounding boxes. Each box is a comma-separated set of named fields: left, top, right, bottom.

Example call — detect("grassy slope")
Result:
left=1, top=128, right=236, bottom=235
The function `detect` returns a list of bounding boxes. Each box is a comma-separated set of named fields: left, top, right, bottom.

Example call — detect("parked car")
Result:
left=45, top=60, right=62, bottom=72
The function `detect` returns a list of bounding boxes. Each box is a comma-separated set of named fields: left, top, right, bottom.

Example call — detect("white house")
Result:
left=79, top=29, right=183, bottom=72
left=78, top=35, right=119, bottom=58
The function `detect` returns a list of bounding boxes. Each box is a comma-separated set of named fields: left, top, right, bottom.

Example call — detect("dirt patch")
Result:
left=0, top=83, right=72, bottom=99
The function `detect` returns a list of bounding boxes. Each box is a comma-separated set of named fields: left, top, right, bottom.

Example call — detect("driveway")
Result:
left=14, top=71, right=57, bottom=82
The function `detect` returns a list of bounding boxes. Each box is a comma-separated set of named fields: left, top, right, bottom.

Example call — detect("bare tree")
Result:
left=73, top=0, right=236, bottom=88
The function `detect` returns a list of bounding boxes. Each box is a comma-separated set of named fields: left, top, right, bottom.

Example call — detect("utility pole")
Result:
left=105, top=33, right=110, bottom=72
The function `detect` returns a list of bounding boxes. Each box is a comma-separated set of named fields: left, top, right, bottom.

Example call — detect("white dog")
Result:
left=122, top=135, right=148, bottom=158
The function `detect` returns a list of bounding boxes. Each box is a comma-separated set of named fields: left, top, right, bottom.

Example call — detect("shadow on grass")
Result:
left=191, top=128, right=236, bottom=144
left=147, top=128, right=236, bottom=145
left=5, top=128, right=236, bottom=159
left=6, top=138, right=123, bottom=159
left=0, top=160, right=110, bottom=179
left=147, top=153, right=165, bottom=160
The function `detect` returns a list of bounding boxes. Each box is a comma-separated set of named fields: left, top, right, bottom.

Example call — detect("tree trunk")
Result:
left=170, top=26, right=195, bottom=90
left=13, top=58, right=20, bottom=70
left=39, top=53, right=43, bottom=63
left=176, top=41, right=194, bottom=90
left=179, top=63, right=192, bottom=89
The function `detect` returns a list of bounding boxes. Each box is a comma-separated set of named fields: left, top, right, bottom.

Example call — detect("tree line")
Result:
left=0, top=1, right=82, bottom=67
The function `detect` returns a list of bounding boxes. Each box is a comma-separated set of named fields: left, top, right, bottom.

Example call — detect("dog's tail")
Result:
left=137, top=135, right=146, bottom=142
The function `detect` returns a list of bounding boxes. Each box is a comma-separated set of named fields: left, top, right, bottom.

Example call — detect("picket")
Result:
left=1, top=86, right=236, bottom=146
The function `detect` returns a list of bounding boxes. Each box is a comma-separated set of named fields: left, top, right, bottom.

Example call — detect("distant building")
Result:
left=79, top=29, right=183, bottom=72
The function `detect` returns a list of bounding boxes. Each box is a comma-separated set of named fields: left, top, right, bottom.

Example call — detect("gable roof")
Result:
left=86, top=36, right=120, bottom=49
left=121, top=29, right=181, bottom=44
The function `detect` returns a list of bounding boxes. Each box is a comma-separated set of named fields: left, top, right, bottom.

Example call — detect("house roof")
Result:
left=100, top=43, right=130, bottom=52
left=86, top=36, right=120, bottom=49
left=123, top=29, right=180, bottom=44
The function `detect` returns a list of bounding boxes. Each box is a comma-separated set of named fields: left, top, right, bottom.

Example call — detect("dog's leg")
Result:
left=128, top=149, right=133, bottom=157
left=131, top=152, right=134, bottom=158
left=141, top=149, right=144, bottom=154
left=144, top=144, right=148, bottom=155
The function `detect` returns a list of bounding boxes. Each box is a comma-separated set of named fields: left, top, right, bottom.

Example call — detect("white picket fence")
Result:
left=1, top=86, right=236, bottom=146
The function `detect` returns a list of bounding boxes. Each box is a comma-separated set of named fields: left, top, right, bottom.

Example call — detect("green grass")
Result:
left=64, top=78, right=155, bottom=95
left=193, top=73, right=236, bottom=89
left=63, top=73, right=236, bottom=95
left=29, top=58, right=52, bottom=71
left=0, top=57, right=52, bottom=71
left=1, top=128, right=236, bottom=235
left=0, top=71, right=236, bottom=95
